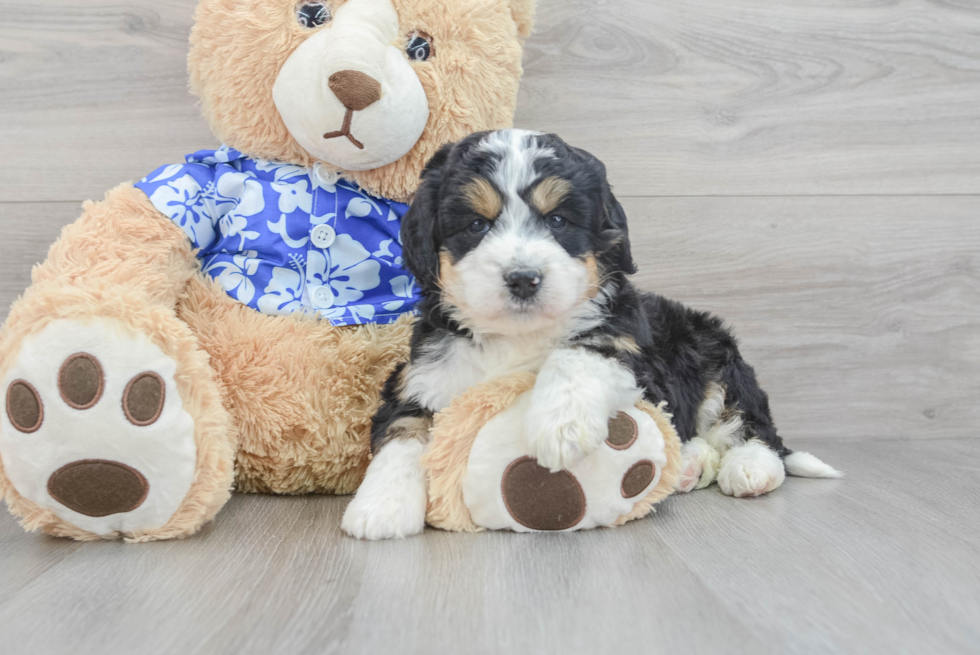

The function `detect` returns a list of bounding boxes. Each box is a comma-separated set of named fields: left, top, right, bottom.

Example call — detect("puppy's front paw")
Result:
left=342, top=488, right=426, bottom=540
left=341, top=439, right=427, bottom=540
left=525, top=393, right=610, bottom=472
left=525, top=348, right=641, bottom=472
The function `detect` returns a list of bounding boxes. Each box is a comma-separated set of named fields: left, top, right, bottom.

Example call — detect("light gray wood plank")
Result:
left=0, top=494, right=764, bottom=655
left=3, top=0, right=980, bottom=201
left=518, top=0, right=980, bottom=196
left=0, top=438, right=978, bottom=654
left=0, top=504, right=84, bottom=603
left=651, top=438, right=980, bottom=655
left=4, top=196, right=976, bottom=442
left=0, top=0, right=214, bottom=203
left=623, top=195, right=980, bottom=441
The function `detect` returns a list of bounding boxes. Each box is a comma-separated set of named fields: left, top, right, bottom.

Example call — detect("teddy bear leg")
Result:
left=0, top=185, right=236, bottom=541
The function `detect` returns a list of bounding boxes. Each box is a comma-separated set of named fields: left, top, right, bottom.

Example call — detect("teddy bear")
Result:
left=0, top=0, right=537, bottom=542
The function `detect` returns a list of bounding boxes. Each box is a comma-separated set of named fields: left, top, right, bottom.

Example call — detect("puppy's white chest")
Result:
left=404, top=335, right=551, bottom=412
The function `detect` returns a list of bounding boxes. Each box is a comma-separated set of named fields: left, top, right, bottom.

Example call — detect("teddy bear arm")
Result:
left=30, top=183, right=201, bottom=307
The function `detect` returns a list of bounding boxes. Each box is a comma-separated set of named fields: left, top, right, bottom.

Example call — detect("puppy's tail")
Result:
left=783, top=450, right=843, bottom=479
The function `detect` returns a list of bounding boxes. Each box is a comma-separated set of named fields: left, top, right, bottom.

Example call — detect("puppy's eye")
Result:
left=546, top=215, right=567, bottom=230
left=406, top=31, right=434, bottom=61
left=297, top=2, right=331, bottom=28
left=468, top=218, right=491, bottom=235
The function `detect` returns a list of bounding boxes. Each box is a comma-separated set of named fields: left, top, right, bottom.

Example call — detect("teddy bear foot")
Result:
left=1, top=313, right=233, bottom=541
left=461, top=393, right=674, bottom=532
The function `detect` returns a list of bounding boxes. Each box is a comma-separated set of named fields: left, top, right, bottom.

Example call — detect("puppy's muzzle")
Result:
left=505, top=270, right=542, bottom=300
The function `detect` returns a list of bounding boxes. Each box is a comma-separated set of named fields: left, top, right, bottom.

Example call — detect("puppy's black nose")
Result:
left=505, top=270, right=542, bottom=300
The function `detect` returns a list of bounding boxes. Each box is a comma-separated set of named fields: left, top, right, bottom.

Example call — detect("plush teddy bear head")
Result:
left=189, top=0, right=534, bottom=202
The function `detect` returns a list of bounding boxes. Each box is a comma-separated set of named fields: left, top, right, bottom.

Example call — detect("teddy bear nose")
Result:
left=328, top=70, right=382, bottom=111
left=47, top=459, right=149, bottom=517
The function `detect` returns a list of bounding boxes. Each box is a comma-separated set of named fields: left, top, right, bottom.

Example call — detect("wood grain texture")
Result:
left=623, top=195, right=980, bottom=441
left=0, top=439, right=977, bottom=655
left=0, top=0, right=212, bottom=202
left=519, top=0, right=980, bottom=196
left=2, top=1, right=980, bottom=200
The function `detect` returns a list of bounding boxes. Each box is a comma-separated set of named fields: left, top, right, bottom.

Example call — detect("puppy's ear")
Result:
left=402, top=142, right=454, bottom=292
left=570, top=145, right=637, bottom=276
left=599, top=184, right=636, bottom=275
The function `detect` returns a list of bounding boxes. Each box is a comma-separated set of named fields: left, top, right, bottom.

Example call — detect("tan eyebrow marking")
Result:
left=530, top=176, right=572, bottom=215
left=462, top=177, right=502, bottom=219
left=612, top=336, right=641, bottom=355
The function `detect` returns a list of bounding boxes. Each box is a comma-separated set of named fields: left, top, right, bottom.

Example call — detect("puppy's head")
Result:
left=402, top=130, right=635, bottom=336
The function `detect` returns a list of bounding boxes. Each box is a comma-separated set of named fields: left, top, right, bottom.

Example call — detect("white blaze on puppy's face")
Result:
left=440, top=131, right=597, bottom=337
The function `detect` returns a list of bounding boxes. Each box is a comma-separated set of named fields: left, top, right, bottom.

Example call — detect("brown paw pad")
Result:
left=6, top=380, right=43, bottom=433
left=58, top=353, right=105, bottom=410
left=47, top=459, right=149, bottom=517
left=123, top=372, right=166, bottom=426
left=502, top=456, right=586, bottom=531
left=606, top=411, right=638, bottom=450
left=622, top=460, right=656, bottom=498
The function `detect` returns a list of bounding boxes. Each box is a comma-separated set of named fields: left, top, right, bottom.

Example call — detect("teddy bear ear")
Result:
left=509, top=0, right=536, bottom=40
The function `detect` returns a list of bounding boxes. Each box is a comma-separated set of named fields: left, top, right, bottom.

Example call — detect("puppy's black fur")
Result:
left=372, top=131, right=789, bottom=459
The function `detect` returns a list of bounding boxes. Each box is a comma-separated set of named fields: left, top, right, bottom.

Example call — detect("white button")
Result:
left=312, top=286, right=334, bottom=309
left=314, top=163, right=339, bottom=186
left=311, top=224, right=336, bottom=249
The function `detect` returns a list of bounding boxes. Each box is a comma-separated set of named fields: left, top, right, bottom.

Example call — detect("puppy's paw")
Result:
left=525, top=348, right=641, bottom=472
left=717, top=440, right=785, bottom=498
left=341, top=439, right=427, bottom=540
left=525, top=393, right=610, bottom=472
left=675, top=437, right=721, bottom=493
left=342, top=488, right=426, bottom=540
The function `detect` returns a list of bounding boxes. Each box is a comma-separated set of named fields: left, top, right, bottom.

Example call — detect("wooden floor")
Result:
left=1, top=0, right=979, bottom=653
left=2, top=439, right=979, bottom=655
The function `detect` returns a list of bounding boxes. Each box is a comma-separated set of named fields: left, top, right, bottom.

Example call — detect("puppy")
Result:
left=342, top=129, right=841, bottom=540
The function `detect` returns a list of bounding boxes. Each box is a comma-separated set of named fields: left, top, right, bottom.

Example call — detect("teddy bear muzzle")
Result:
left=322, top=69, right=384, bottom=150
left=272, top=0, right=430, bottom=171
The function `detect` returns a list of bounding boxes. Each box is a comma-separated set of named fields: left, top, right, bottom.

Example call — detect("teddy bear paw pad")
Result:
left=501, top=456, right=586, bottom=531
left=605, top=411, right=638, bottom=450
left=1, top=318, right=197, bottom=536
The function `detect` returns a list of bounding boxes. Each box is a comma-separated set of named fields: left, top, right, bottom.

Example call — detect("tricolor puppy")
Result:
left=342, top=130, right=841, bottom=540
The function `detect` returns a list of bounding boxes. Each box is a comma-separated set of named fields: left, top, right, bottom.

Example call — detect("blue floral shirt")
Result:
left=135, top=146, right=419, bottom=326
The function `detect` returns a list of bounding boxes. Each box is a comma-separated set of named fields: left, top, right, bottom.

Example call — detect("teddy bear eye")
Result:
left=296, top=2, right=331, bottom=28
left=406, top=31, right=434, bottom=61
